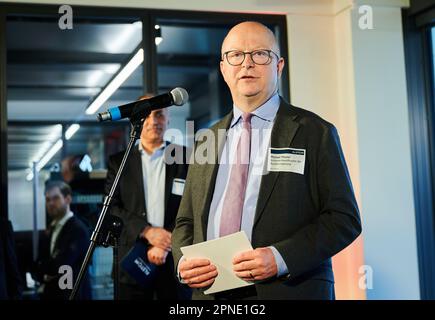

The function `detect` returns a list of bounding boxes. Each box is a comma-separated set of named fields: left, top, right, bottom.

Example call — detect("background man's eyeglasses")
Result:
left=222, top=49, right=280, bottom=66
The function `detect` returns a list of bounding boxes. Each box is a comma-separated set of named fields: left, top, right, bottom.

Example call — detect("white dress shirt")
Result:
left=50, top=210, right=74, bottom=255
left=206, top=93, right=289, bottom=277
left=139, top=142, right=166, bottom=227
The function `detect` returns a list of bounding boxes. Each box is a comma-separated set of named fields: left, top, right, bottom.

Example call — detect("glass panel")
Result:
left=7, top=15, right=142, bottom=300
left=156, top=23, right=231, bottom=144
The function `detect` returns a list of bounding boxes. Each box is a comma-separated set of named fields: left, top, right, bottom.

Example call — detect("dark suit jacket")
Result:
left=105, top=143, right=189, bottom=285
left=34, top=216, right=91, bottom=300
left=172, top=98, right=362, bottom=300
left=0, top=218, right=23, bottom=299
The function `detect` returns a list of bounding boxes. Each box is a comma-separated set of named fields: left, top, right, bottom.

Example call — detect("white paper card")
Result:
left=268, top=147, right=306, bottom=174
left=180, top=231, right=254, bottom=295
left=171, top=178, right=185, bottom=196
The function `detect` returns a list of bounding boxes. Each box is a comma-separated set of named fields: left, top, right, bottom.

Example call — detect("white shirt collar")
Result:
left=51, top=210, right=74, bottom=229
left=231, top=93, right=280, bottom=128
left=138, top=141, right=165, bottom=156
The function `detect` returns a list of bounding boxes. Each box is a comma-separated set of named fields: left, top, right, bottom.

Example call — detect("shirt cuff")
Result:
left=269, top=246, right=289, bottom=278
left=176, top=256, right=187, bottom=284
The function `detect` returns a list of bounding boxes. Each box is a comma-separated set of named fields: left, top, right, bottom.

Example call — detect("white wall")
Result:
left=2, top=0, right=421, bottom=299
left=289, top=0, right=420, bottom=299
left=8, top=170, right=48, bottom=231
left=350, top=3, right=420, bottom=299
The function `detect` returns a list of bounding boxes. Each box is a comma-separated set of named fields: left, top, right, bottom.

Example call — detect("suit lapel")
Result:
left=199, top=112, right=233, bottom=238
left=130, top=147, right=146, bottom=213
left=164, top=161, right=177, bottom=226
left=51, top=218, right=71, bottom=258
left=253, top=100, right=300, bottom=228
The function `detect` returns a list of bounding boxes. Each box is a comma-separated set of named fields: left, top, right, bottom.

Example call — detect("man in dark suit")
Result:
left=105, top=98, right=190, bottom=300
left=34, top=180, right=91, bottom=300
left=172, top=21, right=362, bottom=300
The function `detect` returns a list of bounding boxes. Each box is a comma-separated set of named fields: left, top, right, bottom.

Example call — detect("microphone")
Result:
left=97, top=87, right=188, bottom=122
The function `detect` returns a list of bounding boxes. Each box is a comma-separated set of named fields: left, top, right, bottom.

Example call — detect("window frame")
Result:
left=403, top=1, right=435, bottom=300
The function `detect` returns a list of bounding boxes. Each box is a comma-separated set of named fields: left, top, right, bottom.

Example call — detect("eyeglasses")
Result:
left=222, top=49, right=280, bottom=66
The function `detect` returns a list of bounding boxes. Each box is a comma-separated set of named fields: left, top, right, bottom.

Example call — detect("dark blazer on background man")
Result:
left=106, top=143, right=190, bottom=298
left=34, top=216, right=91, bottom=300
left=172, top=98, right=362, bottom=300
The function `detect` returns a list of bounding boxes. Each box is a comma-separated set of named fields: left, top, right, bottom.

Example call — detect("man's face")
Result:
left=220, top=23, right=284, bottom=106
left=45, top=187, right=70, bottom=220
left=140, top=109, right=168, bottom=144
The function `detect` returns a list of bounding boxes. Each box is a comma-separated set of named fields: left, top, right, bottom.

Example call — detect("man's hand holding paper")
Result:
left=180, top=231, right=276, bottom=294
left=179, top=258, right=218, bottom=288
left=232, top=247, right=278, bottom=281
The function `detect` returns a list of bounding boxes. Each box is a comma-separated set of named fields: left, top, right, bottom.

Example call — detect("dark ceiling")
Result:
left=6, top=17, right=228, bottom=170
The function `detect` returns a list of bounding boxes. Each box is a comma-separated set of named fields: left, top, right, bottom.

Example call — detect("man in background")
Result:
left=105, top=95, right=190, bottom=300
left=33, top=180, right=91, bottom=300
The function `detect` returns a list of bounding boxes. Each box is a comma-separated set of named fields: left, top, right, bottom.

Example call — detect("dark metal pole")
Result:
left=69, top=120, right=144, bottom=300
left=32, top=162, right=39, bottom=263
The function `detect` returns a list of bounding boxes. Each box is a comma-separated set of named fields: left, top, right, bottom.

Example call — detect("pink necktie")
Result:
left=219, top=112, right=252, bottom=237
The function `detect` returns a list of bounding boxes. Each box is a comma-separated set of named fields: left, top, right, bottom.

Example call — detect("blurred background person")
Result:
left=32, top=181, right=91, bottom=300
left=105, top=94, right=191, bottom=300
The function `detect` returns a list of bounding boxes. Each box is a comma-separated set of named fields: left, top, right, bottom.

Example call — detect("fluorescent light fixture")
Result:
left=65, top=124, right=80, bottom=140
left=106, top=21, right=142, bottom=54
left=26, top=30, right=144, bottom=181
left=36, top=139, right=63, bottom=172
left=85, top=48, right=144, bottom=115
left=26, top=139, right=63, bottom=181
left=28, top=124, right=62, bottom=166
left=29, top=141, right=51, bottom=167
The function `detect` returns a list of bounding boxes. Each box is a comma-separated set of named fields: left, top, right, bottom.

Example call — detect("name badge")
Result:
left=268, top=148, right=306, bottom=174
left=172, top=178, right=185, bottom=196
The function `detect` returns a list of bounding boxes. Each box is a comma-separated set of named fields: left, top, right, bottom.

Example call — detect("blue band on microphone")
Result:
left=109, top=107, right=121, bottom=121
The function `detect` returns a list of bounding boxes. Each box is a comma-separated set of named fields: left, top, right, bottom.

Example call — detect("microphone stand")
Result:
left=99, top=213, right=123, bottom=300
left=69, top=115, right=147, bottom=300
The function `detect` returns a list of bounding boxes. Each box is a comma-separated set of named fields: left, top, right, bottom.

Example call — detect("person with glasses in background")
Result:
left=172, top=21, right=361, bottom=300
